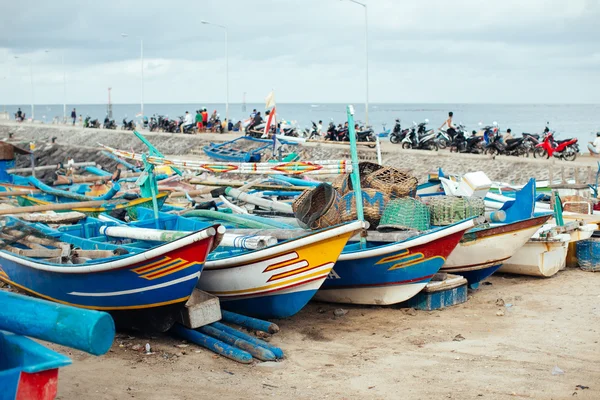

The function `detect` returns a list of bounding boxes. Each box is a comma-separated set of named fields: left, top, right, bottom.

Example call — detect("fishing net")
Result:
left=576, top=238, right=600, bottom=272
left=425, top=196, right=485, bottom=226
left=292, top=183, right=342, bottom=230
left=377, top=197, right=430, bottom=232
left=363, top=166, right=419, bottom=199
left=331, top=162, right=384, bottom=195
left=339, top=188, right=389, bottom=229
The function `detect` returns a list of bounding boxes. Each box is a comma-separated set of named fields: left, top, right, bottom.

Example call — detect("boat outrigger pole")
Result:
left=133, top=131, right=183, bottom=227
left=347, top=105, right=367, bottom=248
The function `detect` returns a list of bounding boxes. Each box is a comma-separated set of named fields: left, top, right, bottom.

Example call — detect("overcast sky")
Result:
left=0, top=0, right=598, bottom=105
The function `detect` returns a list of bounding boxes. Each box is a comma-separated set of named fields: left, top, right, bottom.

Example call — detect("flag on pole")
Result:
left=272, top=134, right=282, bottom=155
left=265, top=91, right=276, bottom=110
left=264, top=106, right=276, bottom=137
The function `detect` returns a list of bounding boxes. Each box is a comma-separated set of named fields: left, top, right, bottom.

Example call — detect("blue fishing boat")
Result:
left=0, top=216, right=219, bottom=331
left=203, top=136, right=297, bottom=163
left=315, top=219, right=477, bottom=305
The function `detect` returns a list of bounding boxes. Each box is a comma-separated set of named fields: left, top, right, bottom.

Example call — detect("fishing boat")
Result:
left=134, top=208, right=363, bottom=319
left=314, top=218, right=477, bottom=305
left=16, top=192, right=169, bottom=220
left=441, top=214, right=553, bottom=287
left=499, top=230, right=570, bottom=277
left=203, top=136, right=297, bottom=163
left=0, top=216, right=220, bottom=331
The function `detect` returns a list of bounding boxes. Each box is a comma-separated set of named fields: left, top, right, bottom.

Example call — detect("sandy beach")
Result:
left=39, top=268, right=599, bottom=400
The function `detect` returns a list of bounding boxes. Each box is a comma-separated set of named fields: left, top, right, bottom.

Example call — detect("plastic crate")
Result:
left=576, top=238, right=600, bottom=272
left=0, top=331, right=71, bottom=400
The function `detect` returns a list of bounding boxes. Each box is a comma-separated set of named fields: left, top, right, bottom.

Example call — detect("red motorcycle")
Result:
left=533, top=131, right=579, bottom=161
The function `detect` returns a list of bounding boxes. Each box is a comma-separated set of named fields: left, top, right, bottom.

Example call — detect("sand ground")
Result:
left=42, top=269, right=600, bottom=400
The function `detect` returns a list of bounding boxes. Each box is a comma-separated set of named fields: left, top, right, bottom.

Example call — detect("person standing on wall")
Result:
left=195, top=110, right=203, bottom=132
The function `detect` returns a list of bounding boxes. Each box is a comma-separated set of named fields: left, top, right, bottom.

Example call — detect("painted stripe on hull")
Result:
left=68, top=272, right=201, bottom=297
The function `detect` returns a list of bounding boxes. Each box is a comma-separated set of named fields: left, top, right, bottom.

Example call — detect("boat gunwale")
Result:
left=0, top=223, right=219, bottom=274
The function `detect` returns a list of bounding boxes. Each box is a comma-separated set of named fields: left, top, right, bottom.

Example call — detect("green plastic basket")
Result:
left=426, top=196, right=485, bottom=226
left=378, top=197, right=430, bottom=231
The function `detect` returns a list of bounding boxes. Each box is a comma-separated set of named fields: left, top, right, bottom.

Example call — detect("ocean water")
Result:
left=4, top=103, right=600, bottom=143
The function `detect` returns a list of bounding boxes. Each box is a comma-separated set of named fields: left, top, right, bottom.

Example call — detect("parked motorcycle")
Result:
left=533, top=131, right=579, bottom=161
left=103, top=117, right=117, bottom=130
left=390, top=119, right=410, bottom=145
left=83, top=116, right=91, bottom=128
left=121, top=118, right=135, bottom=131
left=401, top=121, right=438, bottom=151
left=149, top=115, right=159, bottom=132
left=306, top=121, right=320, bottom=139
left=450, top=130, right=484, bottom=154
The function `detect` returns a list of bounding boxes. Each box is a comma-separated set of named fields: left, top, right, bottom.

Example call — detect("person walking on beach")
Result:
left=71, top=108, right=77, bottom=126
left=16, top=108, right=22, bottom=122
left=317, top=120, right=323, bottom=136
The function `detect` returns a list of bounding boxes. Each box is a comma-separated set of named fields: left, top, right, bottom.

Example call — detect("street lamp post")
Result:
left=121, top=33, right=144, bottom=118
left=341, top=0, right=369, bottom=126
left=201, top=20, right=229, bottom=124
left=14, top=56, right=34, bottom=121
left=62, top=52, right=66, bottom=123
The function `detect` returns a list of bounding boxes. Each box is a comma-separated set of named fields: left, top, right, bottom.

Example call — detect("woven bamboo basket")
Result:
left=378, top=197, right=430, bottom=231
left=426, top=196, right=485, bottom=226
left=331, top=162, right=384, bottom=195
left=363, top=166, right=418, bottom=199
left=339, top=188, right=389, bottom=229
left=292, top=183, right=342, bottom=230
left=550, top=194, right=593, bottom=215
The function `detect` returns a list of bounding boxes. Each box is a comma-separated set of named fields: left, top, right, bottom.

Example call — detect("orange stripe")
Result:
left=144, top=260, right=189, bottom=279
left=132, top=257, right=171, bottom=274
left=143, top=261, right=195, bottom=280
left=376, top=250, right=410, bottom=265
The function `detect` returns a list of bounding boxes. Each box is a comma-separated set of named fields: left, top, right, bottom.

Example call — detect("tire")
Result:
left=533, top=148, right=548, bottom=159
left=401, top=142, right=411, bottom=150
left=485, top=147, right=498, bottom=156
left=437, top=138, right=449, bottom=149
left=563, top=148, right=577, bottom=162
left=428, top=142, right=439, bottom=151
left=390, top=134, right=400, bottom=144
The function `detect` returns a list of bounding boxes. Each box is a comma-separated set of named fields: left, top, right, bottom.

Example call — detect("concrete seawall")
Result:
left=0, top=121, right=595, bottom=185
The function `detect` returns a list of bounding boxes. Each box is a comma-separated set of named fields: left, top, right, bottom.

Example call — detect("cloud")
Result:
left=0, top=0, right=598, bottom=104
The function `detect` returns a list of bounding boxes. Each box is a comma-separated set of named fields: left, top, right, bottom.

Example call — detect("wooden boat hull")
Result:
left=499, top=235, right=570, bottom=277
left=17, top=192, right=168, bottom=220
left=198, top=221, right=363, bottom=319
left=442, top=215, right=552, bottom=287
left=314, top=219, right=475, bottom=305
left=0, top=225, right=216, bottom=331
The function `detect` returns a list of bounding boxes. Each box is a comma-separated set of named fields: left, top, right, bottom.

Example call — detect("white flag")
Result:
left=265, top=91, right=276, bottom=110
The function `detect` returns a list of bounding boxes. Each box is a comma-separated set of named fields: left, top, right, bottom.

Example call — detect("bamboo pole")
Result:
left=0, top=189, right=41, bottom=197
left=347, top=105, right=366, bottom=249
left=7, top=161, right=98, bottom=174
left=0, top=200, right=114, bottom=215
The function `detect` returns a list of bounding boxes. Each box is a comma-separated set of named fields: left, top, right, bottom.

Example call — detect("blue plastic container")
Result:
left=0, top=330, right=71, bottom=400
left=576, top=238, right=600, bottom=272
